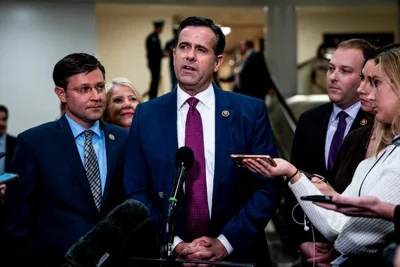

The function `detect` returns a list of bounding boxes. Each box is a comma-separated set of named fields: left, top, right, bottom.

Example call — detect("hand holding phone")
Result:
left=300, top=195, right=353, bottom=209
left=230, top=154, right=277, bottom=168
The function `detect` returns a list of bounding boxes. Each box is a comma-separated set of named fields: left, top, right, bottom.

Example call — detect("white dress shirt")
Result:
left=173, top=84, right=233, bottom=254
left=324, top=101, right=361, bottom=169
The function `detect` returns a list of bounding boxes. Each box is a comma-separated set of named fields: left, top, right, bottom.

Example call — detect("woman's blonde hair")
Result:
left=373, top=47, right=400, bottom=155
left=103, top=77, right=142, bottom=122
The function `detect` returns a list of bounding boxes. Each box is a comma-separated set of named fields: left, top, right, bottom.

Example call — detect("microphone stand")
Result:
left=157, top=192, right=166, bottom=262
left=166, top=162, right=185, bottom=257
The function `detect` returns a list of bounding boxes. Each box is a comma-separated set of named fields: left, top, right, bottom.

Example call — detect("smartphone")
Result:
left=230, top=154, right=277, bottom=168
left=0, top=173, right=18, bottom=184
left=300, top=195, right=334, bottom=204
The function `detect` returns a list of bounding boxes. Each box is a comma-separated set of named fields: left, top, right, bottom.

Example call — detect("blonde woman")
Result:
left=244, top=46, right=400, bottom=266
left=104, top=78, right=142, bottom=130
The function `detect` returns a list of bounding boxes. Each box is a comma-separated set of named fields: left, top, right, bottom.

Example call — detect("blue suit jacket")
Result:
left=124, top=86, right=283, bottom=266
left=2, top=115, right=128, bottom=267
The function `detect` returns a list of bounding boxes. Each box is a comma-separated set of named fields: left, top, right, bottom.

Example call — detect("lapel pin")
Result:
left=109, top=134, right=115, bottom=140
left=222, top=110, right=230, bottom=117
left=360, top=119, right=368, bottom=126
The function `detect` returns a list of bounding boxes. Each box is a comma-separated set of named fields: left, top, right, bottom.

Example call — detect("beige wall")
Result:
left=96, top=5, right=397, bottom=97
left=96, top=10, right=174, bottom=99
left=298, top=12, right=397, bottom=63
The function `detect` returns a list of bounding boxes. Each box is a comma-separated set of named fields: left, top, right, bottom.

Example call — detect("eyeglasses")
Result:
left=69, top=83, right=106, bottom=94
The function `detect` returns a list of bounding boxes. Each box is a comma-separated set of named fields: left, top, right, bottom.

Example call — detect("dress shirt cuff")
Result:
left=218, top=234, right=234, bottom=255
left=172, top=236, right=184, bottom=252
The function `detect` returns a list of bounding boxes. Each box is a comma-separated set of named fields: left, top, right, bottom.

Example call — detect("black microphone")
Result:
left=166, top=146, right=194, bottom=256
left=63, top=199, right=149, bottom=267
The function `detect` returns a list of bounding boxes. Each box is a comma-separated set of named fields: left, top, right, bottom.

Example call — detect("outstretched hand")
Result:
left=243, top=158, right=296, bottom=178
left=314, top=195, right=395, bottom=220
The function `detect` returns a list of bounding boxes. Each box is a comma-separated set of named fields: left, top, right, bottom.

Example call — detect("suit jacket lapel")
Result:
left=318, top=103, right=333, bottom=171
left=213, top=86, right=233, bottom=200
left=54, top=115, right=94, bottom=206
left=159, top=90, right=179, bottom=168
left=102, top=122, right=117, bottom=203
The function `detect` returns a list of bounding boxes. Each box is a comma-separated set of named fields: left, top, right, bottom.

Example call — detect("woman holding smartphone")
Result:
left=244, top=46, right=400, bottom=266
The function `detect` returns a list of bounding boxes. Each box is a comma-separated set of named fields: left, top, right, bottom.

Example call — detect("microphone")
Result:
left=63, top=199, right=149, bottom=267
left=166, top=146, right=194, bottom=257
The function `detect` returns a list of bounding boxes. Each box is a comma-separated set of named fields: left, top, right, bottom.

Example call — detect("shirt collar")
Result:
left=0, top=134, right=5, bottom=145
left=245, top=49, right=254, bottom=59
left=331, top=101, right=361, bottom=122
left=65, top=113, right=101, bottom=138
left=177, top=83, right=215, bottom=110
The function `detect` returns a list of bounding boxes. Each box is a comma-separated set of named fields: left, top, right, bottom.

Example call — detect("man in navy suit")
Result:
left=124, top=16, right=282, bottom=266
left=2, top=53, right=128, bottom=267
left=0, top=105, right=17, bottom=174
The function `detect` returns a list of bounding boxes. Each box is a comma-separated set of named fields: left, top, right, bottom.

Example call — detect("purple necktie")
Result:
left=328, top=111, right=348, bottom=171
left=184, top=97, right=209, bottom=241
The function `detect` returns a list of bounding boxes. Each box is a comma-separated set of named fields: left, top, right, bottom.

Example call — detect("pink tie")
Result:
left=184, top=97, right=210, bottom=241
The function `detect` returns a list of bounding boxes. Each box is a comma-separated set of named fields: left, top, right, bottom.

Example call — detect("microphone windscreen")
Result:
left=175, top=146, right=194, bottom=170
left=64, top=199, right=149, bottom=267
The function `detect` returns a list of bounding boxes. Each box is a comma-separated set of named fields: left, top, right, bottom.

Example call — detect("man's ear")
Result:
left=214, top=55, right=223, bottom=72
left=54, top=86, right=67, bottom=103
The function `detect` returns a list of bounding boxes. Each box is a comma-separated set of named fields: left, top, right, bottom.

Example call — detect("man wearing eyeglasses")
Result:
left=2, top=53, right=128, bottom=267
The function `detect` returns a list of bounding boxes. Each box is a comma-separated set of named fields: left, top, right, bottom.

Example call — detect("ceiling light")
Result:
left=221, top=27, right=231, bottom=35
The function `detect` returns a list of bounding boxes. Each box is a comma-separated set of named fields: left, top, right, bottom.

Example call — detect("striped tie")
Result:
left=84, top=130, right=102, bottom=211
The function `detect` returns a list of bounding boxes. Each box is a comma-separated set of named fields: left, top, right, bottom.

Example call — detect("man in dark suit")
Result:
left=220, top=40, right=275, bottom=101
left=237, top=40, right=275, bottom=100
left=2, top=53, right=128, bottom=267
left=124, top=16, right=282, bottom=266
left=286, top=39, right=375, bottom=264
left=145, top=20, right=165, bottom=100
left=0, top=105, right=17, bottom=174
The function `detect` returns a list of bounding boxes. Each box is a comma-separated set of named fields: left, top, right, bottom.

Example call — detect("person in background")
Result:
left=315, top=46, right=379, bottom=196
left=165, top=28, right=178, bottom=90
left=2, top=53, right=128, bottom=267
left=0, top=105, right=17, bottom=174
left=0, top=105, right=17, bottom=224
left=145, top=20, right=166, bottom=100
left=104, top=77, right=142, bottom=130
left=220, top=40, right=274, bottom=101
left=310, top=43, right=330, bottom=94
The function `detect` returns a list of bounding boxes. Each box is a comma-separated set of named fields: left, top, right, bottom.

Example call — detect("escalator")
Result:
left=264, top=60, right=330, bottom=266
